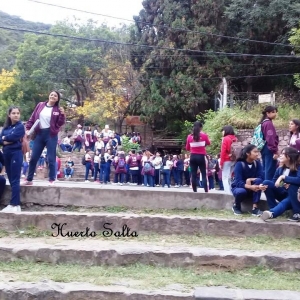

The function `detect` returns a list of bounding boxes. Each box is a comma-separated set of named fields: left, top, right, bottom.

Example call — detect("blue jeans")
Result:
left=261, top=144, right=277, bottom=180
left=60, top=144, right=72, bottom=152
left=64, top=168, right=74, bottom=176
left=184, top=170, right=190, bottom=185
left=144, top=174, right=153, bottom=186
left=162, top=169, right=171, bottom=187
left=208, top=175, right=215, bottom=189
left=105, top=162, right=111, bottom=183
left=3, top=150, right=23, bottom=206
left=130, top=169, right=139, bottom=184
left=232, top=178, right=263, bottom=209
left=94, top=163, right=100, bottom=181
left=0, top=175, right=6, bottom=200
left=38, top=157, right=45, bottom=167
left=174, top=169, right=183, bottom=185
left=22, top=162, right=29, bottom=176
left=270, top=196, right=300, bottom=218
left=262, top=180, right=288, bottom=209
left=27, top=129, right=58, bottom=182
left=100, top=163, right=106, bottom=182
left=72, top=141, right=82, bottom=152
left=85, top=162, right=91, bottom=180
left=154, top=169, right=160, bottom=185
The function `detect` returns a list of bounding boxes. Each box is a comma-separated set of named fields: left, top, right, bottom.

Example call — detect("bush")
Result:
left=181, top=104, right=300, bottom=155
left=121, top=136, right=140, bottom=153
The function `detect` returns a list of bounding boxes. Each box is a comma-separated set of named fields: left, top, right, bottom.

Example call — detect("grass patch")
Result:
left=2, top=225, right=300, bottom=252
left=27, top=204, right=289, bottom=219
left=0, top=260, right=299, bottom=291
left=0, top=229, right=9, bottom=238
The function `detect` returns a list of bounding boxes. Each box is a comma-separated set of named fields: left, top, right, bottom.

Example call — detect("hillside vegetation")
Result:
left=0, top=11, right=51, bottom=70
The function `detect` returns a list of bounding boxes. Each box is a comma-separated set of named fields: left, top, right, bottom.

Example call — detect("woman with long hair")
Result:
left=288, top=119, right=300, bottom=151
left=231, top=144, right=265, bottom=216
left=22, top=91, right=65, bottom=186
left=0, top=106, right=25, bottom=212
left=186, top=121, right=211, bottom=193
left=262, top=147, right=300, bottom=222
left=220, top=125, right=237, bottom=194
left=259, top=106, right=279, bottom=180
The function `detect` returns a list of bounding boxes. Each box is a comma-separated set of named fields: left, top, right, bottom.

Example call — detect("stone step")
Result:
left=0, top=211, right=299, bottom=238
left=0, top=238, right=299, bottom=271
left=1, top=281, right=299, bottom=300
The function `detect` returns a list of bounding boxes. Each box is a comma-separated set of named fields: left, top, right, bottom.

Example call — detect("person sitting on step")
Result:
left=231, top=144, right=266, bottom=216
left=261, top=147, right=300, bottom=222
left=63, top=156, right=74, bottom=179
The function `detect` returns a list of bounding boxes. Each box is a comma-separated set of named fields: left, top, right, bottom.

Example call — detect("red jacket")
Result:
left=220, top=135, right=237, bottom=168
left=186, top=132, right=211, bottom=155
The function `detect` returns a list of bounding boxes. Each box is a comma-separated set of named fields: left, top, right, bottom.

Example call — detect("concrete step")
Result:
left=1, top=281, right=300, bottom=300
left=0, top=281, right=193, bottom=300
left=0, top=238, right=299, bottom=271
left=0, top=211, right=299, bottom=238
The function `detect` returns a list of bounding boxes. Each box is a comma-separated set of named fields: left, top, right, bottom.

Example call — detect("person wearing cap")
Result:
left=72, top=124, right=83, bottom=152
left=22, top=91, right=65, bottom=186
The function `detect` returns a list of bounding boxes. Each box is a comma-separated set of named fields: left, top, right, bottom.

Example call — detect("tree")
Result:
left=289, top=22, right=300, bottom=88
left=130, top=0, right=300, bottom=131
left=0, top=69, right=17, bottom=93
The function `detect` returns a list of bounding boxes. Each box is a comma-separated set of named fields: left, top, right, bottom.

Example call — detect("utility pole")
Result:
left=223, top=77, right=227, bottom=108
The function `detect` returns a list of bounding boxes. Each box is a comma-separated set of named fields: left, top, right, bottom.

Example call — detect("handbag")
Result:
left=21, top=135, right=30, bottom=154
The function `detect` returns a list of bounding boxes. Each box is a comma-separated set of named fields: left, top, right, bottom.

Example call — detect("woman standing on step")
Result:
left=186, top=121, right=211, bottom=193
left=220, top=125, right=237, bottom=194
left=262, top=147, right=300, bottom=222
left=288, top=119, right=300, bottom=151
left=22, top=91, right=65, bottom=186
left=231, top=144, right=265, bottom=216
left=0, top=106, right=25, bottom=212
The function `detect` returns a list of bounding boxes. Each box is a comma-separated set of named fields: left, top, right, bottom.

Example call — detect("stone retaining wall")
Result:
left=237, top=129, right=290, bottom=151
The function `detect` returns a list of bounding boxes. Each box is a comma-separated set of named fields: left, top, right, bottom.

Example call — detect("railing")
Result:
left=153, top=138, right=183, bottom=147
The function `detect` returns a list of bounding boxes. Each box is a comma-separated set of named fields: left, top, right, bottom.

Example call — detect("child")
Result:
left=262, top=147, right=300, bottom=222
left=231, top=144, right=265, bottom=216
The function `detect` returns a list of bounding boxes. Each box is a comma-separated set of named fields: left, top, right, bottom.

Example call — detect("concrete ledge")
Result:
left=0, top=281, right=193, bottom=300
left=0, top=211, right=299, bottom=238
left=1, top=183, right=268, bottom=211
left=0, top=240, right=299, bottom=271
left=194, top=286, right=300, bottom=300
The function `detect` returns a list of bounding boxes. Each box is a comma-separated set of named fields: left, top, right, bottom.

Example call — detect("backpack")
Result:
left=251, top=120, right=269, bottom=151
left=230, top=140, right=243, bottom=161
left=82, top=155, right=86, bottom=165
left=118, top=158, right=125, bottom=169
left=144, top=162, right=152, bottom=174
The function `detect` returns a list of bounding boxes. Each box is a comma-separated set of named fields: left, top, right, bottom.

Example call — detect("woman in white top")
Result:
left=289, top=119, right=300, bottom=151
left=162, top=155, right=173, bottom=188
left=23, top=91, right=65, bottom=186
left=72, top=125, right=83, bottom=152
left=93, top=150, right=100, bottom=182
left=153, top=152, right=162, bottom=186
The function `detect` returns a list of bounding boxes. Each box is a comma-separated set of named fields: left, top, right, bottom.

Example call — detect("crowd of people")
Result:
left=0, top=96, right=300, bottom=222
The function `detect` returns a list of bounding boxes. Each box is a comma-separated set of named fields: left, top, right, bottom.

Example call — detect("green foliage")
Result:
left=121, top=136, right=140, bottom=153
left=289, top=23, right=300, bottom=88
left=131, top=0, right=300, bottom=130
left=182, top=104, right=300, bottom=155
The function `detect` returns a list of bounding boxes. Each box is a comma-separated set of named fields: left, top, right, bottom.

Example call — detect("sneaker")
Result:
left=85, top=180, right=89, bottom=183
left=64, top=175, right=68, bottom=179
left=1, top=205, right=13, bottom=212
left=120, top=183, right=123, bottom=186
left=156, top=184, right=160, bottom=187
left=21, top=180, right=33, bottom=186
left=16, top=206, right=21, bottom=212
left=288, top=213, right=300, bottom=222
left=21, top=174, right=25, bottom=178
left=183, top=184, right=188, bottom=187
left=175, top=185, right=179, bottom=188
left=232, top=205, right=242, bottom=215
left=261, top=211, right=273, bottom=221
left=48, top=181, right=55, bottom=186
left=251, top=208, right=263, bottom=217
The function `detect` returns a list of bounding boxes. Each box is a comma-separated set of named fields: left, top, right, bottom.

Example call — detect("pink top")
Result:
left=186, top=132, right=211, bottom=155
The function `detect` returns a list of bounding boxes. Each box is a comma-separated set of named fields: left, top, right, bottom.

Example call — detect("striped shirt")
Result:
left=186, top=133, right=211, bottom=155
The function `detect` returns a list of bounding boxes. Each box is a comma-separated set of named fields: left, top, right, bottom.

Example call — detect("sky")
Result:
left=0, top=0, right=144, bottom=26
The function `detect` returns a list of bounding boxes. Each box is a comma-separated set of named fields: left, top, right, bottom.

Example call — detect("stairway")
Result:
left=0, top=184, right=299, bottom=299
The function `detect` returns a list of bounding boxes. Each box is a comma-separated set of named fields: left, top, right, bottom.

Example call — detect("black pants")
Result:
left=190, top=153, right=208, bottom=192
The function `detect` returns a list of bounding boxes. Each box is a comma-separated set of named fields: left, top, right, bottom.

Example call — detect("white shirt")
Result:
left=62, top=137, right=70, bottom=145
left=94, top=155, right=100, bottom=163
left=95, top=141, right=105, bottom=150
left=39, top=106, right=53, bottom=129
left=153, top=156, right=162, bottom=169
left=164, top=160, right=173, bottom=170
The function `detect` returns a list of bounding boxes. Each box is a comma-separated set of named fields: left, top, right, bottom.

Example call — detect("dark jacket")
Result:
left=231, top=160, right=264, bottom=189
left=26, top=102, right=65, bottom=137
left=261, top=119, right=279, bottom=154
left=283, top=166, right=300, bottom=199
left=0, top=121, right=25, bottom=153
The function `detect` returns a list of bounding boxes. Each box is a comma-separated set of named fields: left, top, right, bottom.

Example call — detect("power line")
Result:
left=1, top=25, right=300, bottom=59
left=28, top=0, right=300, bottom=49
left=0, top=73, right=297, bottom=81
